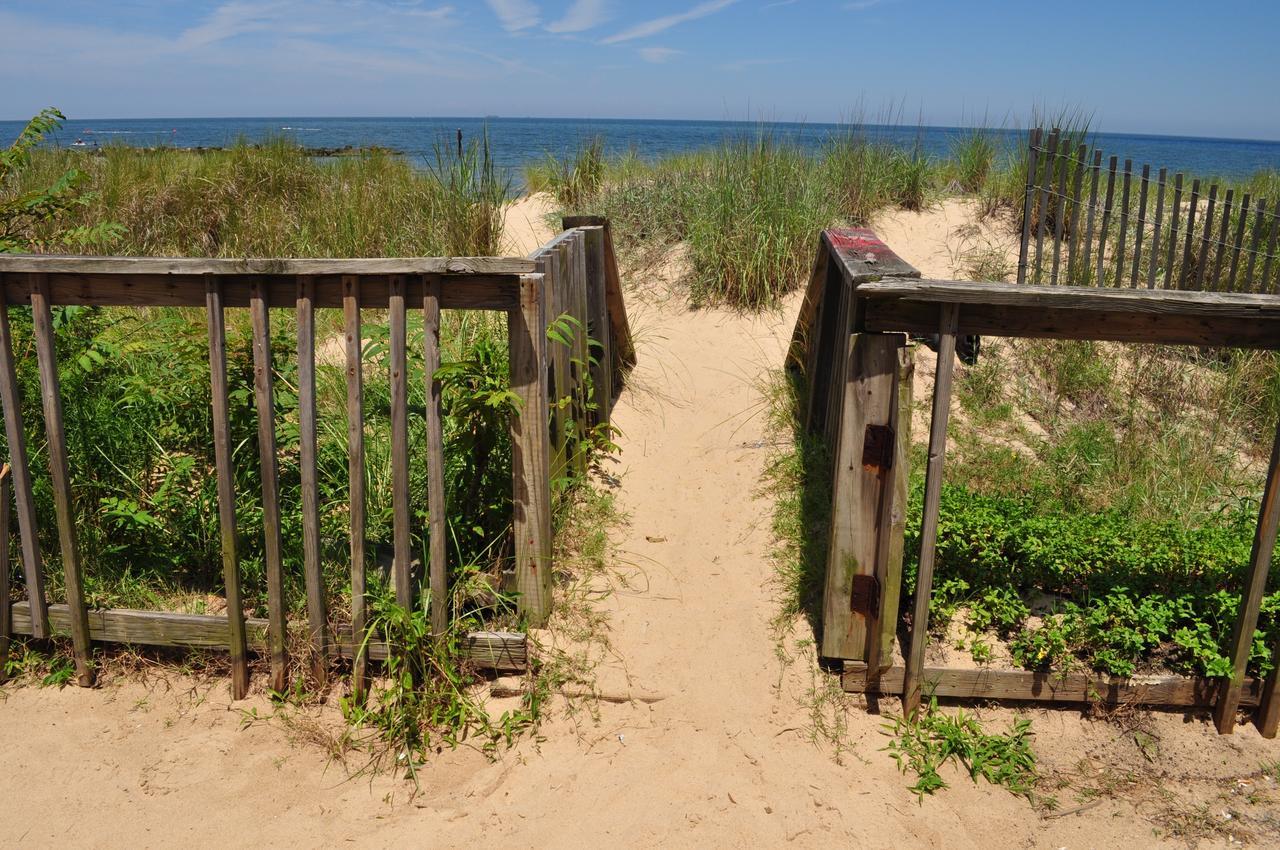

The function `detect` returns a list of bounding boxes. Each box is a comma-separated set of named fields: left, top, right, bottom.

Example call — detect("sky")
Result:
left=2, top=0, right=1278, bottom=140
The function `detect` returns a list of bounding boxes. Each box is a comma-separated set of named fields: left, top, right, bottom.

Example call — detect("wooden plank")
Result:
left=1050, top=148, right=1068, bottom=284
left=560, top=215, right=636, bottom=376
left=1195, top=184, right=1219, bottom=290
left=1032, top=129, right=1059, bottom=284
left=422, top=276, right=448, bottom=636
left=9, top=602, right=527, bottom=674
left=878, top=345, right=914, bottom=669
left=0, top=255, right=536, bottom=276
left=30, top=274, right=94, bottom=687
left=1165, top=174, right=1184, bottom=289
left=806, top=256, right=845, bottom=434
left=1147, top=168, right=1168, bottom=289
left=1245, top=199, right=1268, bottom=292
left=1259, top=647, right=1280, bottom=737
left=249, top=277, right=288, bottom=693
left=1179, top=179, right=1202, bottom=289
left=820, top=333, right=903, bottom=661
left=1263, top=212, right=1280, bottom=295
left=581, top=227, right=612, bottom=426
left=0, top=283, right=48, bottom=638
left=902, top=304, right=959, bottom=716
left=510, top=274, right=554, bottom=626
left=844, top=665, right=1263, bottom=708
left=205, top=275, right=250, bottom=699
left=1214, top=415, right=1280, bottom=733
left=0, top=468, right=9, bottom=683
left=788, top=233, right=833, bottom=372
left=1, top=273, right=520, bottom=312
left=296, top=275, right=328, bottom=686
left=1016, top=128, right=1042, bottom=285
left=824, top=267, right=853, bottom=447
left=1228, top=194, right=1252, bottom=292
left=1095, top=156, right=1118, bottom=286
left=388, top=274, right=413, bottom=610
left=1130, top=164, right=1150, bottom=287
left=1080, top=150, right=1103, bottom=285
left=342, top=274, right=368, bottom=701
left=570, top=234, right=590, bottom=476
left=1065, top=144, right=1087, bottom=283
left=544, top=249, right=567, bottom=481
left=1114, top=159, right=1132, bottom=287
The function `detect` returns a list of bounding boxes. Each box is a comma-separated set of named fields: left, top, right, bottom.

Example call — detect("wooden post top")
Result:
left=823, top=228, right=921, bottom=283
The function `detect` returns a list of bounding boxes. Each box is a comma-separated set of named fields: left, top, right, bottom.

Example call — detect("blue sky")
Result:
left=2, top=1, right=1277, bottom=139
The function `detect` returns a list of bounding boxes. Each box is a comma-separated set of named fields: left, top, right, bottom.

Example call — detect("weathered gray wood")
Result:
left=581, top=226, right=612, bottom=426
left=1065, top=144, right=1087, bottom=283
left=1211, top=189, right=1234, bottom=291
left=388, top=274, right=413, bottom=610
left=1179, top=179, right=1202, bottom=289
left=30, top=274, right=94, bottom=687
left=1130, top=164, right=1150, bottom=287
left=1016, top=128, right=1042, bottom=285
left=0, top=467, right=10, bottom=683
left=1080, top=150, right=1103, bottom=284
left=844, top=664, right=1263, bottom=708
left=0, top=255, right=536, bottom=276
left=1214, top=416, right=1280, bottom=733
left=1259, top=642, right=1280, bottom=737
left=561, top=215, right=636, bottom=378
left=1033, top=129, right=1059, bottom=284
left=249, top=277, right=288, bottom=693
left=1147, top=168, right=1167, bottom=289
left=1095, top=156, right=1118, bottom=285
left=1114, top=159, right=1132, bottom=287
left=296, top=275, right=328, bottom=686
left=902, top=304, right=959, bottom=716
left=1050, top=149, right=1068, bottom=284
left=877, top=346, right=914, bottom=669
left=1263, top=212, right=1280, bottom=294
left=1165, top=173, right=1184, bottom=289
left=0, top=283, right=48, bottom=638
left=342, top=274, right=368, bottom=701
left=205, top=275, right=249, bottom=699
left=1245, top=199, right=1268, bottom=291
left=820, top=333, right=903, bottom=662
left=1195, top=184, right=1219, bottom=290
left=569, top=234, right=591, bottom=476
left=1228, top=195, right=1252, bottom=292
left=422, top=276, right=448, bottom=636
left=9, top=602, right=528, bottom=674
left=510, top=274, right=554, bottom=625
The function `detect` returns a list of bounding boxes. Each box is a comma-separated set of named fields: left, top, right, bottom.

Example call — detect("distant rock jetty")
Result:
left=71, top=143, right=404, bottom=157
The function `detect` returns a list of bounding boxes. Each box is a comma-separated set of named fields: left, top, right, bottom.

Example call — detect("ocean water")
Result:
left=3, top=116, right=1279, bottom=182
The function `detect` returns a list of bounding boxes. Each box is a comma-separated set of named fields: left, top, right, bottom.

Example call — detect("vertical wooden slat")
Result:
left=544, top=249, right=567, bottom=480
left=1263, top=211, right=1280, bottom=294
left=205, top=275, right=249, bottom=699
left=877, top=346, right=915, bottom=669
left=422, top=276, right=448, bottom=636
left=1147, top=168, right=1168, bottom=289
left=1065, top=144, right=1087, bottom=283
left=1050, top=149, right=1068, bottom=284
left=30, top=273, right=93, bottom=686
left=1033, top=129, right=1059, bottom=284
left=1214, top=417, right=1280, bottom=734
left=1164, top=173, right=1184, bottom=289
left=1016, top=128, right=1042, bottom=285
left=1228, top=195, right=1252, bottom=292
left=902, top=303, right=960, bottom=717
left=1244, top=199, right=1268, bottom=292
left=1130, top=164, right=1150, bottom=287
left=0, top=468, right=10, bottom=683
left=1095, top=156, right=1118, bottom=286
left=0, top=284, right=48, bottom=639
left=249, top=277, right=288, bottom=693
left=342, top=274, right=368, bottom=701
left=1195, top=184, right=1219, bottom=290
left=570, top=234, right=590, bottom=476
left=388, top=274, right=413, bottom=611
left=1114, top=159, right=1133, bottom=288
left=582, top=226, right=612, bottom=426
left=1179, top=179, right=1202, bottom=289
left=510, top=274, right=553, bottom=626
left=296, top=276, right=327, bottom=686
left=1210, top=189, right=1234, bottom=291
left=1080, top=150, right=1103, bottom=285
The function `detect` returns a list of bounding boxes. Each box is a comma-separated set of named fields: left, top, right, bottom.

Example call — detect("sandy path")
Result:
left=2, top=200, right=1277, bottom=848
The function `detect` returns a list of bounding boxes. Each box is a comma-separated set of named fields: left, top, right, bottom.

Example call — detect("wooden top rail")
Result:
left=0, top=254, right=535, bottom=275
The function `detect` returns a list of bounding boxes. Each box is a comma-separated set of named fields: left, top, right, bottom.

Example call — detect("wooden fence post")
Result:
left=296, top=276, right=328, bottom=687
left=877, top=345, right=915, bottom=669
left=342, top=275, right=368, bottom=702
left=422, top=276, right=448, bottom=637
left=511, top=274, right=553, bottom=626
left=0, top=467, right=10, bottom=683
left=820, top=332, right=903, bottom=662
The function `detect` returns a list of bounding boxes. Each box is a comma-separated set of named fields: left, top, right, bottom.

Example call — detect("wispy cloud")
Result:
left=638, top=46, right=681, bottom=64
left=546, top=0, right=610, bottom=33
left=485, top=0, right=539, bottom=31
left=600, top=0, right=736, bottom=45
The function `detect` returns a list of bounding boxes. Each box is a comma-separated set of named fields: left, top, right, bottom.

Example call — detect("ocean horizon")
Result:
left=4, top=115, right=1280, bottom=182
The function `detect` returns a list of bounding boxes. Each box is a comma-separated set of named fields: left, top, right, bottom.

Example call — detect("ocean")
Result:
left=3, top=116, right=1279, bottom=183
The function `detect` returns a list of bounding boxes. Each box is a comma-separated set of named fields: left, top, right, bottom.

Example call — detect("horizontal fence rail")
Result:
left=792, top=226, right=1280, bottom=737
left=0, top=226, right=633, bottom=698
left=1018, top=126, right=1280, bottom=293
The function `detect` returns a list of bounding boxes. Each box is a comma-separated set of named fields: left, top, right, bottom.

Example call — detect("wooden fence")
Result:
left=1017, top=126, right=1280, bottom=292
left=792, top=226, right=1280, bottom=736
left=0, top=219, right=632, bottom=698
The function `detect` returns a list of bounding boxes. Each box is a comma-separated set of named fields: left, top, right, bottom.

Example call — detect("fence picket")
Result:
left=422, top=276, right=448, bottom=636
left=1263, top=212, right=1280, bottom=294
left=1211, top=190, right=1233, bottom=291
left=342, top=275, right=368, bottom=701
left=1050, top=149, right=1068, bottom=284
left=1096, top=156, right=1119, bottom=285
left=296, top=276, right=328, bottom=686
left=1195, top=184, right=1219, bottom=290
left=1114, top=159, right=1133, bottom=287
left=1147, top=168, right=1167, bottom=289
left=1033, top=129, right=1060, bottom=284
left=1245, top=199, right=1268, bottom=291
left=388, top=274, right=413, bottom=611
left=1179, top=179, right=1202, bottom=289
left=1066, top=144, right=1087, bottom=283
left=1081, top=150, right=1103, bottom=285
left=1131, top=164, right=1150, bottom=287
left=1165, top=174, right=1184, bottom=289
left=1228, top=195, right=1252, bottom=292
left=1016, top=128, right=1042, bottom=284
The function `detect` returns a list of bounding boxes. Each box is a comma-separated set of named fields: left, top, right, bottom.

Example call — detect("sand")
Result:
left=3, top=198, right=1278, bottom=849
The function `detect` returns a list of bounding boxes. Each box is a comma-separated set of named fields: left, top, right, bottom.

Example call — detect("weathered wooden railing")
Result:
left=0, top=224, right=633, bottom=697
left=792, top=227, right=1280, bottom=736
left=1018, top=126, right=1280, bottom=291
